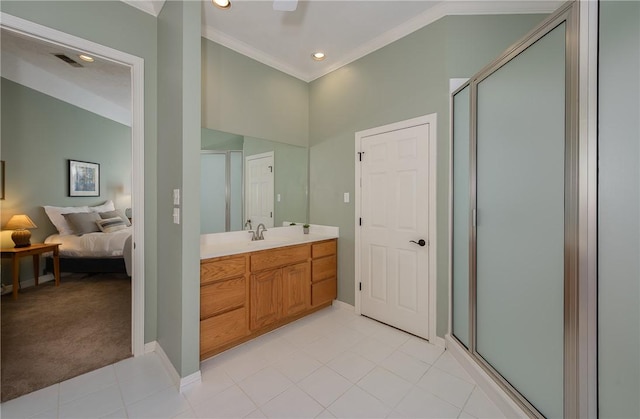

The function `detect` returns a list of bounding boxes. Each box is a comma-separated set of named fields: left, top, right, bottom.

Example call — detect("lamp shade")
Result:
left=5, top=214, right=38, bottom=230
left=5, top=215, right=37, bottom=248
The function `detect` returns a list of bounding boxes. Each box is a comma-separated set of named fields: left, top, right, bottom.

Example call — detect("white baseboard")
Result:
left=150, top=341, right=202, bottom=392
left=179, top=370, right=203, bottom=391
left=1, top=274, right=56, bottom=294
left=332, top=299, right=355, bottom=311
left=432, top=335, right=446, bottom=347
left=445, top=335, right=528, bottom=418
left=144, top=341, right=157, bottom=354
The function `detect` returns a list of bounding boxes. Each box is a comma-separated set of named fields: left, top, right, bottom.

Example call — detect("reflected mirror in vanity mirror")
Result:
left=201, top=128, right=308, bottom=233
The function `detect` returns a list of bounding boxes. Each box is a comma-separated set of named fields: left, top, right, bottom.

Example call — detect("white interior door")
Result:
left=245, top=152, right=274, bottom=228
left=360, top=124, right=431, bottom=338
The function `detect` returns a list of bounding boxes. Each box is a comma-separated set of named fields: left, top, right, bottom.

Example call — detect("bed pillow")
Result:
left=96, top=217, right=128, bottom=233
left=99, top=210, right=131, bottom=227
left=89, top=200, right=115, bottom=213
left=43, top=205, right=91, bottom=235
left=63, top=212, right=101, bottom=235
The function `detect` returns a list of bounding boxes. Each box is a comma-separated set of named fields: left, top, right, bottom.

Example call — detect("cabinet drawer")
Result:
left=312, top=255, right=336, bottom=283
left=312, top=240, right=336, bottom=258
left=312, top=277, right=337, bottom=307
left=251, top=245, right=309, bottom=272
left=200, top=307, right=248, bottom=357
left=201, top=255, right=246, bottom=285
left=201, top=277, right=246, bottom=319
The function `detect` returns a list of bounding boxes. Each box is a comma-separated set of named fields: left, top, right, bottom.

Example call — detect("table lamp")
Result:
left=5, top=214, right=38, bottom=248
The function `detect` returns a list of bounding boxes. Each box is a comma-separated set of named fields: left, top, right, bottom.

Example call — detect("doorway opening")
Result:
left=0, top=12, right=145, bottom=400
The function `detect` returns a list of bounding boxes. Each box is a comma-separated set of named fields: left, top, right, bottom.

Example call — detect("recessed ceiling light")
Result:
left=312, top=52, right=326, bottom=61
left=212, top=0, right=231, bottom=10
left=78, top=54, right=94, bottom=63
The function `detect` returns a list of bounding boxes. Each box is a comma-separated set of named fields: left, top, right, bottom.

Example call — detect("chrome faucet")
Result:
left=244, top=220, right=253, bottom=231
left=255, top=223, right=267, bottom=240
left=247, top=230, right=257, bottom=241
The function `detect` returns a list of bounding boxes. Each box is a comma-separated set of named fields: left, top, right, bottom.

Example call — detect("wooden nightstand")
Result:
left=1, top=243, right=61, bottom=300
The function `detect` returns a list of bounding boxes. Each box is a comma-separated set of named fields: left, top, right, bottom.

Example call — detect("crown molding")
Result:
left=201, top=0, right=562, bottom=83
left=305, top=1, right=451, bottom=82
left=202, top=25, right=310, bottom=82
left=120, top=0, right=165, bottom=17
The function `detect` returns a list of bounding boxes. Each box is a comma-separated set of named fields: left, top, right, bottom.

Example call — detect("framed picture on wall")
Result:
left=69, top=160, right=100, bottom=197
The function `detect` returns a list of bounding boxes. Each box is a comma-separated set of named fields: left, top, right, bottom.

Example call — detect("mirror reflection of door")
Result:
left=245, top=151, right=274, bottom=228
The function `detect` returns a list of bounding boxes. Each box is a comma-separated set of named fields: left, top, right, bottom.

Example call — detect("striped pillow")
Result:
left=96, top=217, right=128, bottom=233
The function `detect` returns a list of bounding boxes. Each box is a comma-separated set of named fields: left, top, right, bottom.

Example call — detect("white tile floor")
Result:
left=1, top=305, right=505, bottom=419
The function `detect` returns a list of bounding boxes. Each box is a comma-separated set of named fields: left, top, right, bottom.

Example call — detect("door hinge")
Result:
left=270, top=212, right=273, bottom=218
left=359, top=217, right=362, bottom=226
left=358, top=152, right=365, bottom=162
left=359, top=282, right=362, bottom=291
left=268, top=165, right=273, bottom=173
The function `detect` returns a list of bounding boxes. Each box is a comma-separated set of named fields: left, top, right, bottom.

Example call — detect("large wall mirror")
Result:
left=201, top=128, right=308, bottom=234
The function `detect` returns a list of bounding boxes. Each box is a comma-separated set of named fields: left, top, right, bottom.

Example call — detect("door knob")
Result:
left=410, top=239, right=426, bottom=247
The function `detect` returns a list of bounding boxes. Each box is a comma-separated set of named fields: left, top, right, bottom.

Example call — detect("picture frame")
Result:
left=0, top=160, right=4, bottom=200
left=69, top=160, right=100, bottom=197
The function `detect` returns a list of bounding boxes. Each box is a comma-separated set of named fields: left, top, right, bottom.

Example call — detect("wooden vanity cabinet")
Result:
left=200, top=254, right=250, bottom=359
left=200, top=238, right=337, bottom=360
left=250, top=244, right=309, bottom=330
left=250, top=268, right=282, bottom=330
left=282, top=262, right=311, bottom=317
left=311, top=240, right=338, bottom=307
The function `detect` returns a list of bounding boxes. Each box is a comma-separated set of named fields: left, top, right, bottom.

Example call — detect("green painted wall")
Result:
left=201, top=39, right=309, bottom=147
left=309, top=14, right=546, bottom=337
left=201, top=128, right=244, bottom=151
left=0, top=78, right=131, bottom=281
left=179, top=0, right=202, bottom=378
left=0, top=0, right=159, bottom=344
left=157, top=0, right=201, bottom=377
left=598, top=1, right=640, bottom=417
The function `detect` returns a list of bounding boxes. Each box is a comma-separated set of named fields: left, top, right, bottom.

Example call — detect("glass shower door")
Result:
left=201, top=151, right=243, bottom=233
left=452, top=85, right=471, bottom=348
left=474, top=23, right=566, bottom=418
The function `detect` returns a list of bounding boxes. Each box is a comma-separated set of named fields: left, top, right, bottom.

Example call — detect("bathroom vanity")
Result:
left=199, top=225, right=338, bottom=360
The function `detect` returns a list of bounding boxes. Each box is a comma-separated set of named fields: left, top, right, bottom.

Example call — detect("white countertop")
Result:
left=200, top=224, right=339, bottom=259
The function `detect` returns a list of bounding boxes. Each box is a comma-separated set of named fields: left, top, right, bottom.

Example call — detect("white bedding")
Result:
left=44, top=227, right=132, bottom=257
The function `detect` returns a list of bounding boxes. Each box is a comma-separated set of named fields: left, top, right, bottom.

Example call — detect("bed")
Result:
left=44, top=227, right=132, bottom=275
left=41, top=201, right=133, bottom=275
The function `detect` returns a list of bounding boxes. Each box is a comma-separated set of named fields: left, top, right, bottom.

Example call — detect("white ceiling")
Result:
left=1, top=0, right=561, bottom=125
left=199, top=0, right=560, bottom=82
left=1, top=28, right=132, bottom=125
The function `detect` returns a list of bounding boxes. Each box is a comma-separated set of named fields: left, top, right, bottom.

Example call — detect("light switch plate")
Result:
left=173, top=208, right=180, bottom=224
left=173, top=189, right=180, bottom=205
left=344, top=192, right=350, bottom=203
left=277, top=194, right=281, bottom=202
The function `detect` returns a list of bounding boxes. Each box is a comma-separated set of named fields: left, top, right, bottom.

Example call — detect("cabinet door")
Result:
left=250, top=268, right=282, bottom=330
left=283, top=262, right=310, bottom=317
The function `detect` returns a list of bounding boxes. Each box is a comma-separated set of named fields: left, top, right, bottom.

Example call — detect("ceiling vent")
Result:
left=53, top=53, right=83, bottom=68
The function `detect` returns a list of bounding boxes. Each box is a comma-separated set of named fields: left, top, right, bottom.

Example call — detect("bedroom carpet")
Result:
left=0, top=273, right=132, bottom=402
